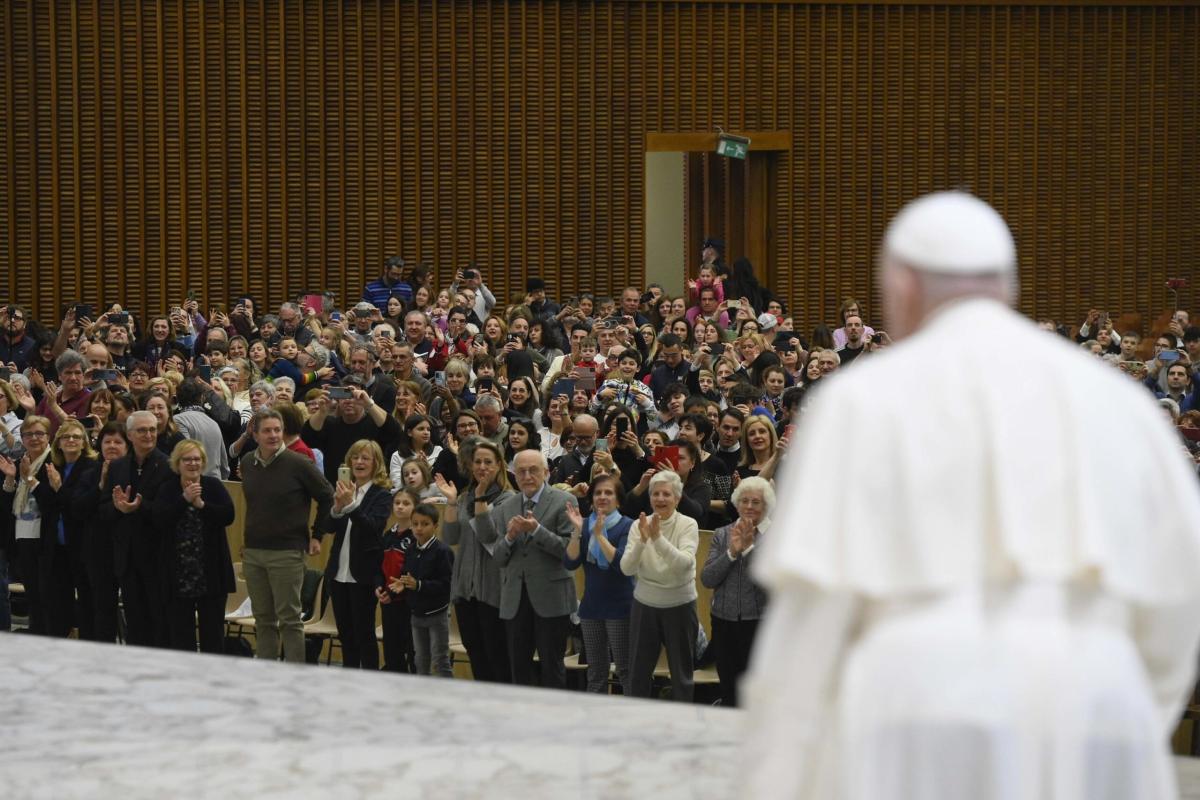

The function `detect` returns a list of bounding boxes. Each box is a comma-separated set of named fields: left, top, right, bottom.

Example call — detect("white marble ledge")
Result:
left=5, top=634, right=1200, bottom=800
left=0, top=635, right=737, bottom=800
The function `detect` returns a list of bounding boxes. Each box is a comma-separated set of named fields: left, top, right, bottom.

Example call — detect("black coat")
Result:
left=98, top=449, right=173, bottom=579
left=151, top=475, right=237, bottom=597
left=322, top=483, right=389, bottom=585
left=40, top=458, right=103, bottom=556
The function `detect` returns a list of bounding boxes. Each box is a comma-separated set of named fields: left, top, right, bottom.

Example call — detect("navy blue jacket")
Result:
left=563, top=514, right=635, bottom=620
left=403, top=537, right=453, bottom=617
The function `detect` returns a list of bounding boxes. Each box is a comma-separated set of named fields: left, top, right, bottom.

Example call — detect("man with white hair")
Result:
left=98, top=410, right=173, bottom=647
left=744, top=191, right=1200, bottom=799
left=475, top=449, right=579, bottom=689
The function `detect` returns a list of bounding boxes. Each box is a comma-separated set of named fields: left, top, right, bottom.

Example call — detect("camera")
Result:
left=110, top=312, right=129, bottom=326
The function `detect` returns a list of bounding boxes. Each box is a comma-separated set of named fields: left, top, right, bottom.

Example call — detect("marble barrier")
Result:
left=2, top=634, right=1198, bottom=799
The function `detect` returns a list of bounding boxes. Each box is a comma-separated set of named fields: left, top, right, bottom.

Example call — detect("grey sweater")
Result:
left=700, top=523, right=768, bottom=621
left=442, top=485, right=514, bottom=607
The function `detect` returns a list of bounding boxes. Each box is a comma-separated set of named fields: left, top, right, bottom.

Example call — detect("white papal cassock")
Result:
left=743, top=297, right=1200, bottom=800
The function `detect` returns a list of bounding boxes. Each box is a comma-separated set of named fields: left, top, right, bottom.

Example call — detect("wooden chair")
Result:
left=302, top=577, right=341, bottom=665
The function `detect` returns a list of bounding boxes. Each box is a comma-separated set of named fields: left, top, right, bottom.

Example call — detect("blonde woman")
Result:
left=41, top=419, right=102, bottom=638
left=151, top=439, right=235, bottom=653
left=323, top=439, right=392, bottom=670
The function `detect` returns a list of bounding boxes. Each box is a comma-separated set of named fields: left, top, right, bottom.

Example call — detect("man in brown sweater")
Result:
left=240, top=408, right=333, bottom=663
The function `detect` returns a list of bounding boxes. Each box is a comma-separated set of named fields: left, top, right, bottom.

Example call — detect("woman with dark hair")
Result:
left=504, top=376, right=543, bottom=428
left=437, top=439, right=515, bottom=683
left=528, top=319, right=564, bottom=367
left=84, top=389, right=118, bottom=445
left=564, top=474, right=635, bottom=694
left=87, top=421, right=128, bottom=641
left=388, top=414, right=442, bottom=488
left=621, top=439, right=710, bottom=526
left=27, top=337, right=59, bottom=383
left=810, top=323, right=835, bottom=351
left=140, top=393, right=185, bottom=455
left=505, top=417, right=543, bottom=468
left=382, top=296, right=406, bottom=332
left=723, top=257, right=771, bottom=315
left=133, top=315, right=176, bottom=370
left=595, top=405, right=651, bottom=495
left=669, top=317, right=695, bottom=351
left=229, top=295, right=260, bottom=336
left=151, top=438, right=236, bottom=653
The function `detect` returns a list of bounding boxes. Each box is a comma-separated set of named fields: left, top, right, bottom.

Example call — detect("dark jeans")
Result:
left=328, top=579, right=379, bottom=669
left=628, top=598, right=698, bottom=702
left=454, top=598, right=511, bottom=683
left=166, top=593, right=227, bottom=653
left=710, top=616, right=760, bottom=707
left=380, top=596, right=416, bottom=673
left=505, top=585, right=570, bottom=689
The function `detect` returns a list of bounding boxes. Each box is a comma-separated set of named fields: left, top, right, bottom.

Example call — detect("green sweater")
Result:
left=239, top=448, right=334, bottom=551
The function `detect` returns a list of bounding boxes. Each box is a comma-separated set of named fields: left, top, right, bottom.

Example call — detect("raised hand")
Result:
left=564, top=502, right=583, bottom=534
left=333, top=479, right=355, bottom=511
left=433, top=473, right=457, bottom=504
left=113, top=485, right=143, bottom=514
left=183, top=480, right=204, bottom=508
left=0, top=455, right=17, bottom=479
left=45, top=463, right=62, bottom=492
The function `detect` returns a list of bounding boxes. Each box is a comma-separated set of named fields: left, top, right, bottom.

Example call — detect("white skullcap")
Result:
left=883, top=191, right=1016, bottom=275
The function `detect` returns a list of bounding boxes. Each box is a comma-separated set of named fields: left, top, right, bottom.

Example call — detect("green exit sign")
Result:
left=716, top=134, right=750, bottom=160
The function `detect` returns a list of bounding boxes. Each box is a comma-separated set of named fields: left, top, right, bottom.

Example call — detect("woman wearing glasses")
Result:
left=0, top=415, right=54, bottom=634
left=38, top=420, right=103, bottom=639
left=150, top=439, right=235, bottom=653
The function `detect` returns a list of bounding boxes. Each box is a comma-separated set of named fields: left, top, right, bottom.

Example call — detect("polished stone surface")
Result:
left=3, top=633, right=1200, bottom=799
left=0, top=635, right=736, bottom=799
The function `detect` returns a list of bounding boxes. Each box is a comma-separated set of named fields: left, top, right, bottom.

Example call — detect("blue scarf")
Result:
left=586, top=509, right=623, bottom=569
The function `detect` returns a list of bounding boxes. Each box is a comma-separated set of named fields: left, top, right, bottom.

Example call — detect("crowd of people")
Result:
left=0, top=241, right=1196, bottom=703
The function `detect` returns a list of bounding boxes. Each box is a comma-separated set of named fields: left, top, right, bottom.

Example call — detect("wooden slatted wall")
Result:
left=1, top=1, right=1197, bottom=331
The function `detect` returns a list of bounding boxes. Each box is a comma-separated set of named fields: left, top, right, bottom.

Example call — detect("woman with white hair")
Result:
left=620, top=468, right=699, bottom=701
left=701, top=475, right=773, bottom=706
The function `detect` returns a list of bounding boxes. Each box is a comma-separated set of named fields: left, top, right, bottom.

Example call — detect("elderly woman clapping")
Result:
left=701, top=476, right=773, bottom=707
left=620, top=469, right=700, bottom=702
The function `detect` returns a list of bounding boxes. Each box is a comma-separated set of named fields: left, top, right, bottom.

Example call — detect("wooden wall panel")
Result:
left=1, top=0, right=1197, bottom=334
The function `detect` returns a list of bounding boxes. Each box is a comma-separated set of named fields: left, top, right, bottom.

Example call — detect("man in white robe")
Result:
left=743, top=191, right=1200, bottom=799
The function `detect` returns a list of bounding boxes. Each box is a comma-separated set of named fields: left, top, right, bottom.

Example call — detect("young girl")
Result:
left=687, top=264, right=725, bottom=306
left=397, top=456, right=449, bottom=504
left=376, top=488, right=419, bottom=674
left=390, top=503, right=454, bottom=677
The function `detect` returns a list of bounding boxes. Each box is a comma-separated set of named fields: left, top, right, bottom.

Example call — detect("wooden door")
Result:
left=683, top=151, right=777, bottom=289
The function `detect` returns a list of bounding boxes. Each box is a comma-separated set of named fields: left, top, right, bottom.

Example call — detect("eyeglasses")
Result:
left=22, top=430, right=48, bottom=439
left=180, top=456, right=204, bottom=464
left=132, top=427, right=158, bottom=435
left=58, top=433, right=84, bottom=441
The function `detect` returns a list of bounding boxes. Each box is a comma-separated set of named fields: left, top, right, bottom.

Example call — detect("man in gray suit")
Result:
left=476, top=449, right=578, bottom=688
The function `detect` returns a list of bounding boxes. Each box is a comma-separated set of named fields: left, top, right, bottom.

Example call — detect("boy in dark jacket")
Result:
left=389, top=503, right=454, bottom=676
